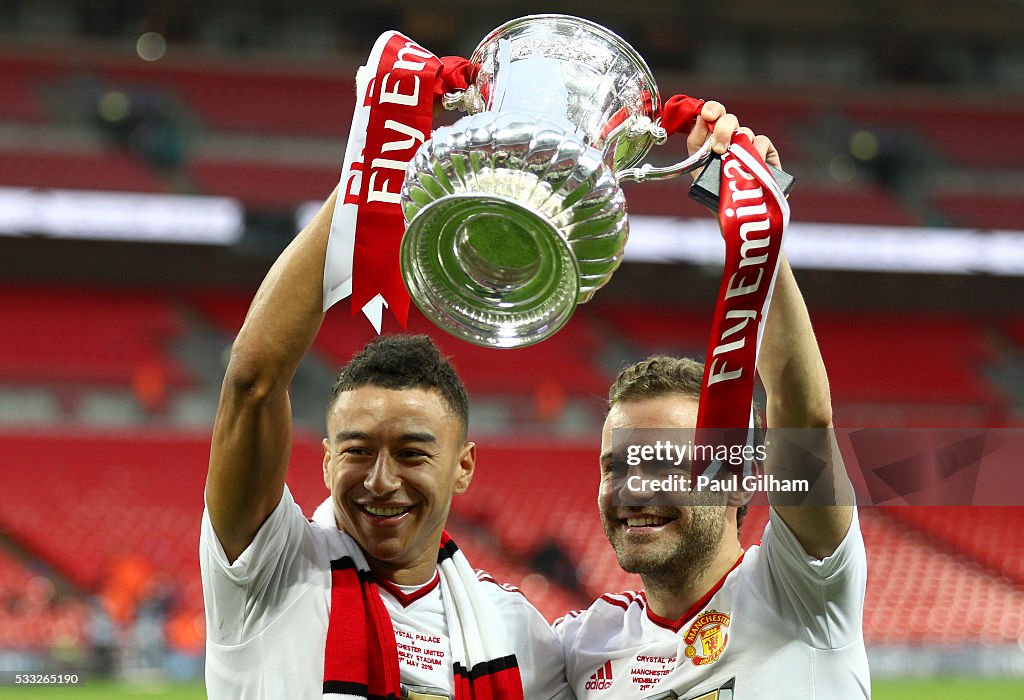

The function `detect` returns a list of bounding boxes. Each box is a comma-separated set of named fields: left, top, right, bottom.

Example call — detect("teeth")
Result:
left=364, top=505, right=409, bottom=517
left=626, top=516, right=670, bottom=527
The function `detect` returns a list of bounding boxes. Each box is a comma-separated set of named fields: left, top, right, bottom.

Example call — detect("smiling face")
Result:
left=599, top=395, right=729, bottom=578
left=323, top=385, right=474, bottom=583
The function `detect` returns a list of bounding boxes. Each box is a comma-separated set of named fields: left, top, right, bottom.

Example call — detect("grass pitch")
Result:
left=4, top=677, right=1024, bottom=698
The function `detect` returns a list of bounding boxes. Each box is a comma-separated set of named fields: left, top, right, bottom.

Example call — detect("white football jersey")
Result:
left=554, top=508, right=870, bottom=699
left=201, top=486, right=572, bottom=699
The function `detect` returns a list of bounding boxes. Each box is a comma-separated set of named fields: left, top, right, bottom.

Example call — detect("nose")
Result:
left=603, top=464, right=656, bottom=509
left=621, top=464, right=656, bottom=505
left=364, top=452, right=401, bottom=496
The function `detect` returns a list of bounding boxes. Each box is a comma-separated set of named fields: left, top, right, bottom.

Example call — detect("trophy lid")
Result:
left=468, top=14, right=662, bottom=170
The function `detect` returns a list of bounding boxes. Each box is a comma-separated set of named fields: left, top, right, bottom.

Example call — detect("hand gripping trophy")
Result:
left=399, top=14, right=791, bottom=348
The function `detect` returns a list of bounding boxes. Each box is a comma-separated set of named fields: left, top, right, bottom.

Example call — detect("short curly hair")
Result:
left=608, top=355, right=705, bottom=406
left=608, top=355, right=756, bottom=534
left=328, top=335, right=469, bottom=439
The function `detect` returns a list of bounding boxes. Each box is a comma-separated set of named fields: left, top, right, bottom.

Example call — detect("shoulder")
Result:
left=475, top=569, right=529, bottom=598
left=593, top=590, right=644, bottom=614
left=762, top=506, right=867, bottom=581
left=473, top=569, right=546, bottom=624
left=552, top=590, right=644, bottom=644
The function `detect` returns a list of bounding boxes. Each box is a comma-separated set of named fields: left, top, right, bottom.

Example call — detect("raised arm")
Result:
left=757, top=255, right=854, bottom=558
left=685, top=102, right=854, bottom=558
left=206, top=188, right=337, bottom=563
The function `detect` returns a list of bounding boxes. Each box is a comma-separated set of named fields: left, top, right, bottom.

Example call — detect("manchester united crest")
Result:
left=683, top=610, right=731, bottom=666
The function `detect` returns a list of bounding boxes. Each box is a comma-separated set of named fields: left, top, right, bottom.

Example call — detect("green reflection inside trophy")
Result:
left=401, top=194, right=580, bottom=348
left=459, top=214, right=542, bottom=289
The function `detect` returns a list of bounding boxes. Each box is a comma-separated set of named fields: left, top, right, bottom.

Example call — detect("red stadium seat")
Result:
left=860, top=508, right=1024, bottom=645
left=99, top=64, right=355, bottom=137
left=0, top=286, right=192, bottom=388
left=879, top=506, right=1024, bottom=587
left=186, top=159, right=339, bottom=209
left=929, top=190, right=1024, bottom=231
left=191, top=291, right=612, bottom=401
left=787, top=185, right=920, bottom=226
left=0, top=150, right=167, bottom=193
left=0, top=58, right=57, bottom=123
left=813, top=311, right=998, bottom=406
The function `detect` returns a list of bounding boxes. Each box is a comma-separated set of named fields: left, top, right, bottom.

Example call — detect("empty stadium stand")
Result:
left=0, top=59, right=51, bottom=124
left=880, top=507, right=1024, bottom=587
left=0, top=150, right=168, bottom=193
left=813, top=312, right=999, bottom=407
left=861, top=507, right=1024, bottom=646
left=98, top=65, right=355, bottom=137
left=930, top=190, right=1024, bottom=231
left=2, top=51, right=1021, bottom=229
left=191, top=290, right=612, bottom=400
left=0, top=286, right=191, bottom=389
left=787, top=185, right=921, bottom=227
left=845, top=102, right=1024, bottom=171
left=185, top=158, right=339, bottom=209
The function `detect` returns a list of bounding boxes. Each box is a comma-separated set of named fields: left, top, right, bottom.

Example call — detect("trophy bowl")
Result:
left=401, top=14, right=681, bottom=348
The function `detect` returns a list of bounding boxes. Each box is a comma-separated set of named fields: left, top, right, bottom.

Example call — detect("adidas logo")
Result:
left=585, top=660, right=614, bottom=691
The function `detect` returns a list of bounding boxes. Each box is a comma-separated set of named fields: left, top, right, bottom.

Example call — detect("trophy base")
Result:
left=400, top=193, right=581, bottom=348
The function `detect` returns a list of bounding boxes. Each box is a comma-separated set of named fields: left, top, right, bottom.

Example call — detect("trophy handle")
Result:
left=442, top=87, right=485, bottom=113
left=616, top=134, right=715, bottom=184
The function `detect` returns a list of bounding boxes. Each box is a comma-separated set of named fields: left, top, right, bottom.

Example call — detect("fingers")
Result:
left=740, top=128, right=782, bottom=168
left=686, top=101, right=783, bottom=168
left=686, top=100, right=724, bottom=156
left=711, top=113, right=739, bottom=155
left=752, top=133, right=782, bottom=169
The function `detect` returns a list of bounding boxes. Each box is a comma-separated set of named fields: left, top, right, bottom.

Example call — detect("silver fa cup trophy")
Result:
left=401, top=14, right=719, bottom=348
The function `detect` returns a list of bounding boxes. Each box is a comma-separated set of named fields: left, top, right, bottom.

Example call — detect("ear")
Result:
left=726, top=489, right=754, bottom=509
left=726, top=456, right=762, bottom=508
left=322, top=437, right=332, bottom=491
left=452, top=441, right=477, bottom=495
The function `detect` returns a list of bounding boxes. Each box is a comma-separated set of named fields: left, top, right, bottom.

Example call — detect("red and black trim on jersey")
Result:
left=375, top=572, right=440, bottom=607
left=642, top=553, right=744, bottom=632
left=589, top=554, right=744, bottom=633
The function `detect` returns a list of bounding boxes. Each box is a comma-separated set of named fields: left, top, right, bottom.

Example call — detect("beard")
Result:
left=601, top=500, right=727, bottom=581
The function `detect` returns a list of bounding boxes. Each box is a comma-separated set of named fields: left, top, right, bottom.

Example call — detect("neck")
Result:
left=369, top=557, right=438, bottom=586
left=332, top=512, right=442, bottom=586
left=642, top=536, right=743, bottom=622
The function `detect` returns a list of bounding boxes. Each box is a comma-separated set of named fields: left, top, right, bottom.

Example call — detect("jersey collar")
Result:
left=642, top=552, right=745, bottom=632
left=375, top=570, right=441, bottom=607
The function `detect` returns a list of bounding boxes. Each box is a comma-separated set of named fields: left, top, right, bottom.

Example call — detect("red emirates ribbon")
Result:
left=657, top=94, right=789, bottom=481
left=693, top=132, right=789, bottom=481
left=323, top=31, right=476, bottom=331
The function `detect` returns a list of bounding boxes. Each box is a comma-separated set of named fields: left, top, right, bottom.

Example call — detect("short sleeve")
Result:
left=518, top=602, right=575, bottom=700
left=200, top=485, right=317, bottom=646
left=753, top=507, right=867, bottom=650
left=481, top=583, right=574, bottom=700
left=550, top=609, right=582, bottom=652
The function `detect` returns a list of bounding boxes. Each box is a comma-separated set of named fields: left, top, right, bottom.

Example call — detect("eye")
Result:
left=651, top=459, right=684, bottom=475
left=602, top=460, right=627, bottom=477
left=340, top=446, right=372, bottom=458
left=397, top=448, right=430, bottom=460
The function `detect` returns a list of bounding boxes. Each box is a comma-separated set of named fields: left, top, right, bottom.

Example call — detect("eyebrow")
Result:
left=333, top=430, right=438, bottom=444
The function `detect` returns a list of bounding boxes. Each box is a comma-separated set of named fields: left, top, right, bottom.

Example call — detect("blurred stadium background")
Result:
left=1, top=0, right=1023, bottom=697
